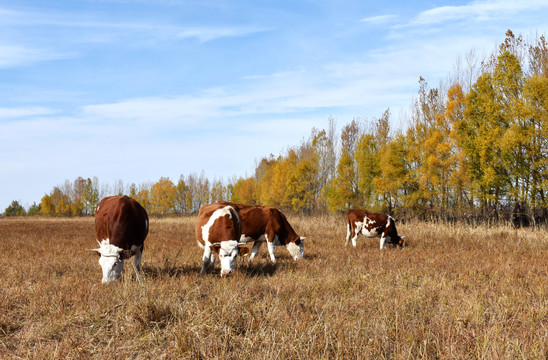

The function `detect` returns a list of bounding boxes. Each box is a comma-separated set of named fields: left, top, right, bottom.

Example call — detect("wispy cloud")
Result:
left=0, top=44, right=67, bottom=68
left=360, top=14, right=397, bottom=25
left=177, top=26, right=268, bottom=42
left=411, top=0, right=548, bottom=25
left=0, top=106, right=56, bottom=119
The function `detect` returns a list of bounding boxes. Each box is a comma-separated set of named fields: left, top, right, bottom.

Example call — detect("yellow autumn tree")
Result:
left=149, top=177, right=177, bottom=216
left=231, top=177, right=258, bottom=204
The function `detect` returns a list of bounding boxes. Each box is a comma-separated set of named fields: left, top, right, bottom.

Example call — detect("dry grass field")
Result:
left=0, top=215, right=547, bottom=359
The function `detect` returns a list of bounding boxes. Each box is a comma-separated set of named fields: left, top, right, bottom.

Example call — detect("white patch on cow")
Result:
left=217, top=240, right=241, bottom=277
left=364, top=215, right=376, bottom=226
left=239, top=234, right=256, bottom=244
left=286, top=238, right=304, bottom=260
left=95, top=239, right=125, bottom=283
left=361, top=226, right=379, bottom=238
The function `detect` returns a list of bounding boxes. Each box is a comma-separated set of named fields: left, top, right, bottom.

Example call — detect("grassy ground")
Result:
left=0, top=215, right=546, bottom=359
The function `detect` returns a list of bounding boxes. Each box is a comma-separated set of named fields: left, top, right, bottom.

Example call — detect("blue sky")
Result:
left=1, top=0, right=548, bottom=210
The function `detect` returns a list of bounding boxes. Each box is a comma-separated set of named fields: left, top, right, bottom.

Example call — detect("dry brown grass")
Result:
left=0, top=215, right=546, bottom=359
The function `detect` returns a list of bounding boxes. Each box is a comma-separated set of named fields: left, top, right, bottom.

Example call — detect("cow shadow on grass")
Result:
left=142, top=263, right=201, bottom=279
left=241, top=262, right=278, bottom=278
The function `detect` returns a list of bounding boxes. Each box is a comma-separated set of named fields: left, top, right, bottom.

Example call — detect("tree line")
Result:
left=5, top=31, right=548, bottom=225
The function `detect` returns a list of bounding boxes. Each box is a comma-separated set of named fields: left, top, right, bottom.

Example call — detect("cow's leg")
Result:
left=200, top=247, right=213, bottom=274
left=379, top=233, right=389, bottom=249
left=264, top=234, right=276, bottom=263
left=249, top=241, right=262, bottom=261
left=351, top=224, right=360, bottom=247
left=133, top=245, right=143, bottom=282
left=345, top=222, right=351, bottom=246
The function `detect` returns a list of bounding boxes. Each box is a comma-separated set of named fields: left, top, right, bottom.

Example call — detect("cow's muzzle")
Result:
left=220, top=269, right=233, bottom=277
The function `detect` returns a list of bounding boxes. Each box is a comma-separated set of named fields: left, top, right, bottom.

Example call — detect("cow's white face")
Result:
left=91, top=240, right=125, bottom=283
left=210, top=240, right=250, bottom=277
left=286, top=237, right=305, bottom=260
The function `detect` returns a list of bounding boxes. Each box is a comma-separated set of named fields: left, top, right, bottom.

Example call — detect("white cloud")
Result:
left=0, top=44, right=66, bottom=68
left=0, top=106, right=57, bottom=119
left=412, top=0, right=548, bottom=25
left=80, top=62, right=407, bottom=127
left=360, top=14, right=397, bottom=25
left=177, top=26, right=267, bottom=42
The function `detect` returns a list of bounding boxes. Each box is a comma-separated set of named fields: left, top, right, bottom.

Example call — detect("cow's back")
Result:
left=218, top=201, right=299, bottom=245
left=94, top=196, right=148, bottom=249
left=347, top=209, right=366, bottom=226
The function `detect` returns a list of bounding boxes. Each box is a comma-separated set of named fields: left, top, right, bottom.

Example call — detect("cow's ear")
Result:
left=238, top=246, right=250, bottom=257
left=120, top=249, right=136, bottom=259
left=210, top=244, right=221, bottom=254
left=87, top=249, right=102, bottom=257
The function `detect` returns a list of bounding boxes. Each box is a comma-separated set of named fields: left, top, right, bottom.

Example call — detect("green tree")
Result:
left=4, top=200, right=26, bottom=216
left=27, top=202, right=41, bottom=216
left=82, top=177, right=100, bottom=215
left=328, top=120, right=360, bottom=212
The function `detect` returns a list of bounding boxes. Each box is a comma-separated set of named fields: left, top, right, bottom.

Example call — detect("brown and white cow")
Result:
left=89, top=195, right=149, bottom=283
left=195, top=203, right=250, bottom=277
left=217, top=201, right=304, bottom=262
left=345, top=209, right=405, bottom=249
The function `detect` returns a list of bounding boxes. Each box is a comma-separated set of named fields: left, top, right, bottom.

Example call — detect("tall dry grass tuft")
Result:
left=0, top=216, right=546, bottom=359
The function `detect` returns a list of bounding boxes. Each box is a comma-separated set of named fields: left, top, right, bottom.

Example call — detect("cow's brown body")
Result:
left=95, top=195, right=149, bottom=251
left=345, top=209, right=404, bottom=249
left=195, top=202, right=248, bottom=276
left=92, top=195, right=149, bottom=282
left=216, top=201, right=304, bottom=262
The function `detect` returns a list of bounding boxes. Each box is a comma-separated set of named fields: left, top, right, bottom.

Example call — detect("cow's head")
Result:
left=88, top=239, right=135, bottom=283
left=397, top=236, right=406, bottom=248
left=210, top=240, right=250, bottom=277
left=286, top=236, right=305, bottom=260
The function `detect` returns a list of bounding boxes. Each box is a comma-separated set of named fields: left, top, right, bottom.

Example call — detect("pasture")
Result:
left=0, top=216, right=547, bottom=359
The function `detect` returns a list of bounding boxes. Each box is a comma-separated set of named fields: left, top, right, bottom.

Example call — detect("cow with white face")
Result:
left=195, top=203, right=250, bottom=277
left=346, top=209, right=405, bottom=249
left=216, top=201, right=305, bottom=263
left=89, top=196, right=149, bottom=283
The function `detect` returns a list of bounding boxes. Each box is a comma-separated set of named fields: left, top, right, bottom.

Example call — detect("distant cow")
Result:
left=345, top=209, right=405, bottom=249
left=196, top=203, right=250, bottom=277
left=217, top=201, right=304, bottom=262
left=89, top=196, right=149, bottom=283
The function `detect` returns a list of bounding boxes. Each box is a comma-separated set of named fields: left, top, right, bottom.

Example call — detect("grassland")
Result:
left=0, top=215, right=546, bottom=359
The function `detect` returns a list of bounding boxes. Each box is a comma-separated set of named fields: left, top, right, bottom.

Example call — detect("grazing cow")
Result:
left=196, top=203, right=250, bottom=277
left=89, top=196, right=149, bottom=283
left=345, top=209, right=405, bottom=249
left=217, top=201, right=305, bottom=262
